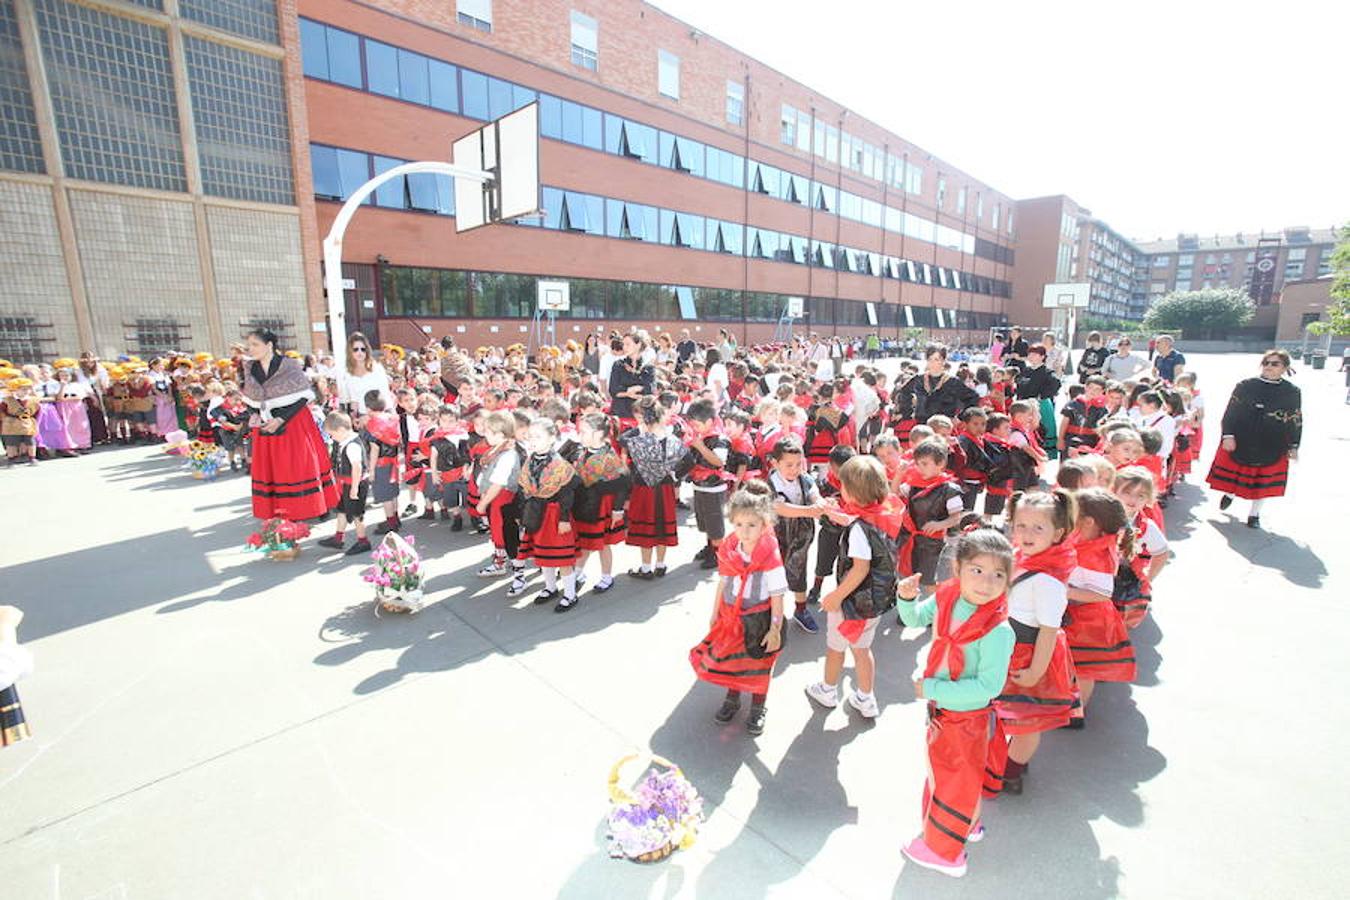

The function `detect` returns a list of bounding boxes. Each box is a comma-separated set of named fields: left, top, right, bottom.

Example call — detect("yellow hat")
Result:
left=285, top=350, right=300, bottom=358
left=53, top=357, right=78, bottom=369
left=0, top=366, right=20, bottom=380
left=193, top=352, right=213, bottom=363
left=0, top=359, right=11, bottom=368
left=215, top=358, right=233, bottom=369
left=7, top=377, right=33, bottom=388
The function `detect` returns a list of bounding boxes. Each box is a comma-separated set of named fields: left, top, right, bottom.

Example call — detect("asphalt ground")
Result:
left=0, top=352, right=1345, bottom=899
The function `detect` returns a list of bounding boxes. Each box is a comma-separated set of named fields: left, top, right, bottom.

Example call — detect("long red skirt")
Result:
left=991, top=637, right=1077, bottom=735
left=519, top=502, right=578, bottom=568
left=250, top=413, right=337, bottom=521
left=922, top=705, right=992, bottom=862
left=626, top=483, right=678, bottom=548
left=689, top=595, right=779, bottom=695
left=1064, top=602, right=1136, bottom=682
left=1207, top=446, right=1289, bottom=500
left=574, top=493, right=626, bottom=550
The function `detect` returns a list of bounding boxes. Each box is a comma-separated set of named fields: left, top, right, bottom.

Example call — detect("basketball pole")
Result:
left=321, top=160, right=492, bottom=355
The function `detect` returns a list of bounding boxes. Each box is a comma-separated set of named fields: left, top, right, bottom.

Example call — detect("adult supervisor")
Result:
left=1152, top=335, right=1186, bottom=383
left=1014, top=343, right=1063, bottom=459
left=241, top=329, right=337, bottom=522
left=608, top=331, right=655, bottom=428
left=337, top=331, right=391, bottom=416
left=895, top=343, right=980, bottom=424
left=1206, top=349, right=1301, bottom=530
left=1102, top=337, right=1149, bottom=382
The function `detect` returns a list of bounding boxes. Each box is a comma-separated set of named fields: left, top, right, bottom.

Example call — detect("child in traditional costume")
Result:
left=689, top=481, right=787, bottom=736
left=806, top=445, right=857, bottom=606
left=622, top=396, right=688, bottom=579
left=1111, top=466, right=1169, bottom=629
left=318, top=412, right=372, bottom=555
left=767, top=437, right=826, bottom=635
left=685, top=399, right=733, bottom=570
left=572, top=411, right=631, bottom=595
left=986, top=489, right=1079, bottom=797
left=1064, top=488, right=1137, bottom=715
left=518, top=417, right=582, bottom=612
left=363, top=397, right=403, bottom=535
left=1, top=604, right=33, bottom=748
left=430, top=404, right=470, bottom=530
left=1, top=379, right=40, bottom=465
left=898, top=530, right=1016, bottom=878
left=474, top=410, right=527, bottom=596
left=897, top=440, right=965, bottom=590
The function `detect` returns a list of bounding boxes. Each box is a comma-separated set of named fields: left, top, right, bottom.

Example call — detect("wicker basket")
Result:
left=607, top=754, right=692, bottom=864
left=630, top=843, right=675, bottom=864
left=270, top=545, right=301, bottom=561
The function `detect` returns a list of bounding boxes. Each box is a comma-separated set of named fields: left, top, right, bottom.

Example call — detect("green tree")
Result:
left=1308, top=223, right=1350, bottom=336
left=1142, top=288, right=1254, bottom=339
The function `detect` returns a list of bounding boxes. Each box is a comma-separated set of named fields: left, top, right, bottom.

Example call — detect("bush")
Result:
left=1142, top=289, right=1254, bottom=339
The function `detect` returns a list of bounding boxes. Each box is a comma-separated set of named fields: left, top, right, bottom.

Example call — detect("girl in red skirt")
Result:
left=898, top=529, right=1016, bottom=878
left=572, top=411, right=631, bottom=595
left=1064, top=488, right=1137, bottom=714
left=621, top=396, right=687, bottom=579
left=1112, top=467, right=1170, bottom=628
left=689, top=481, right=787, bottom=736
left=518, top=417, right=581, bottom=612
left=987, top=489, right=1079, bottom=797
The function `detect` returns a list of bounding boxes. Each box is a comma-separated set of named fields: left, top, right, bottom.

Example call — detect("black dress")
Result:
left=1206, top=377, right=1301, bottom=499
left=895, top=373, right=980, bottom=423
left=607, top=357, right=653, bottom=420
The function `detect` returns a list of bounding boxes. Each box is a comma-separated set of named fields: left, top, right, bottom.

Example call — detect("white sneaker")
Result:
left=805, top=681, right=839, bottom=709
left=847, top=691, right=879, bottom=719
left=506, top=575, right=528, bottom=596
left=477, top=561, right=507, bottom=577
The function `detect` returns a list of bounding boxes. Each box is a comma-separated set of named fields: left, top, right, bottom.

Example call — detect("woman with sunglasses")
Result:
left=1206, top=349, right=1302, bottom=529
left=241, top=328, right=338, bottom=522
left=337, top=332, right=392, bottom=418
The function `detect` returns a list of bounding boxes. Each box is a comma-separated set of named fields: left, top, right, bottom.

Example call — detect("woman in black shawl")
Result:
left=895, top=344, right=980, bottom=424
left=242, top=329, right=337, bottom=522
left=1207, top=349, right=1302, bottom=529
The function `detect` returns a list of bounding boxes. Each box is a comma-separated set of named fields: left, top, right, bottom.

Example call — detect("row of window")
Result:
left=309, top=142, right=1011, bottom=299
left=296, top=18, right=1014, bottom=265
left=779, top=102, right=1013, bottom=236
left=378, top=265, right=1008, bottom=332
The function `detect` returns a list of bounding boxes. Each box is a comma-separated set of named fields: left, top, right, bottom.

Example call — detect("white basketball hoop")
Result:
left=453, top=102, right=541, bottom=232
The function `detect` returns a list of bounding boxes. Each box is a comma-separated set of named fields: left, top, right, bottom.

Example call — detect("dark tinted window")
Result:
left=461, top=69, right=489, bottom=119
left=428, top=60, right=458, bottom=112
left=365, top=40, right=399, bottom=97
left=327, top=28, right=361, bottom=87
left=398, top=50, right=429, bottom=105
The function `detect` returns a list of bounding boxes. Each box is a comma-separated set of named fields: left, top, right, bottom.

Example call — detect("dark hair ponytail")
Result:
left=247, top=328, right=278, bottom=352
left=635, top=394, right=662, bottom=426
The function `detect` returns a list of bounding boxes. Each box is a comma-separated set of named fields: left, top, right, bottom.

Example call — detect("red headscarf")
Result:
left=716, top=531, right=784, bottom=610
left=895, top=466, right=958, bottom=574
left=1014, top=540, right=1077, bottom=583
left=839, top=493, right=905, bottom=539
left=923, top=578, right=1008, bottom=681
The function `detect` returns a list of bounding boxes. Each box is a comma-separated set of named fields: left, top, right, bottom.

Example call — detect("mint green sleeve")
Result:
left=923, top=627, right=1015, bottom=709
left=897, top=595, right=936, bottom=628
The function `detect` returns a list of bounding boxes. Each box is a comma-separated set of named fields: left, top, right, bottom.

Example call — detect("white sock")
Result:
left=543, top=569, right=557, bottom=591
left=854, top=689, right=873, bottom=701
left=597, top=573, right=613, bottom=586
left=564, top=572, right=577, bottom=597
left=640, top=563, right=652, bottom=572
left=1251, top=499, right=1266, bottom=515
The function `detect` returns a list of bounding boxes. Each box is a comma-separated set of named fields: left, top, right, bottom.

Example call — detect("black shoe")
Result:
left=1219, top=494, right=1233, bottom=511
left=1247, top=516, right=1261, bottom=529
left=451, top=516, right=464, bottom=532
left=376, top=521, right=401, bottom=534
left=403, top=504, right=418, bottom=518
left=627, top=568, right=655, bottom=580
left=344, top=538, right=372, bottom=555
left=653, top=565, right=668, bottom=578
left=806, top=585, right=822, bottom=606
left=553, top=594, right=578, bottom=613
left=713, top=696, right=741, bottom=724
left=419, top=508, right=436, bottom=520
left=1065, top=717, right=1086, bottom=730
left=1002, top=774, right=1023, bottom=795
left=473, top=522, right=490, bottom=535
left=699, top=554, right=719, bottom=570
left=317, top=535, right=344, bottom=550
left=694, top=545, right=710, bottom=561
left=534, top=588, right=559, bottom=606
left=746, top=706, right=767, bottom=736
left=440, top=509, right=451, bottom=521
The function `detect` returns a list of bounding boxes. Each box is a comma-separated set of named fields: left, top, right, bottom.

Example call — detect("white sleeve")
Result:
left=0, top=643, right=34, bottom=692
left=847, top=522, right=873, bottom=560
left=945, top=495, right=964, bottom=514
left=805, top=478, right=822, bottom=505
left=488, top=452, right=515, bottom=486
left=762, top=565, right=790, bottom=597
left=1031, top=574, right=1069, bottom=624
left=1156, top=417, right=1176, bottom=458
left=713, top=446, right=729, bottom=465
left=344, top=442, right=364, bottom=468
left=1068, top=565, right=1115, bottom=595
left=1142, top=520, right=1169, bottom=555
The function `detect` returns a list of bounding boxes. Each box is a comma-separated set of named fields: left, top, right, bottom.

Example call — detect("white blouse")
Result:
left=338, top=363, right=392, bottom=413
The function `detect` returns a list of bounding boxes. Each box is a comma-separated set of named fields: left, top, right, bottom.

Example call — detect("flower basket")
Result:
left=246, top=518, right=311, bottom=557
left=184, top=440, right=229, bottom=480
left=363, top=532, right=425, bottom=615
left=606, top=754, right=703, bottom=863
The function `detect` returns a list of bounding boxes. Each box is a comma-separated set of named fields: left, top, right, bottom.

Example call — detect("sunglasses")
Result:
left=1261, top=360, right=1284, bottom=367
left=352, top=346, right=367, bottom=353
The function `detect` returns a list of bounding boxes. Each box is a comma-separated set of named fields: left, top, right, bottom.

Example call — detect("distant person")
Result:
left=1076, top=332, right=1109, bottom=383
left=1152, top=335, right=1185, bottom=383
left=1102, top=338, right=1148, bottom=381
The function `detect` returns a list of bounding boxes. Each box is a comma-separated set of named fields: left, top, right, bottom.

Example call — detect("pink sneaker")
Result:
left=902, top=837, right=967, bottom=878
left=967, top=821, right=985, bottom=843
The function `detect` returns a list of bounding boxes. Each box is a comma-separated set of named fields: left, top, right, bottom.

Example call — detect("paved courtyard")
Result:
left=1, top=352, right=1345, bottom=899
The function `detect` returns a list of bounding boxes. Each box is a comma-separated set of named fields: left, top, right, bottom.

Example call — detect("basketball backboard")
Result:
left=537, top=280, right=570, bottom=312
left=1042, top=282, right=1091, bottom=309
left=452, top=102, right=540, bottom=232
left=785, top=296, right=804, bottom=318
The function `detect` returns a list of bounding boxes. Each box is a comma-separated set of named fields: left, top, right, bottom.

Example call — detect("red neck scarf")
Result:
left=1014, top=540, right=1077, bottom=583
left=840, top=493, right=905, bottom=539
left=1072, top=532, right=1120, bottom=574
left=901, top=466, right=957, bottom=493
left=717, top=531, right=785, bottom=609
left=924, top=578, right=1009, bottom=680
left=1084, top=394, right=1108, bottom=408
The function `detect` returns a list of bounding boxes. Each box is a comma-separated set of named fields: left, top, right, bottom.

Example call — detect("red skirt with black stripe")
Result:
left=1064, top=602, right=1136, bottom=682
left=991, top=636, right=1077, bottom=735
left=923, top=705, right=991, bottom=861
left=1206, top=446, right=1289, bottom=499
left=626, top=483, right=678, bottom=548
left=574, top=493, right=626, bottom=550
left=250, top=413, right=338, bottom=521
left=519, top=502, right=578, bottom=568
left=689, top=595, right=779, bottom=695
